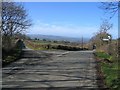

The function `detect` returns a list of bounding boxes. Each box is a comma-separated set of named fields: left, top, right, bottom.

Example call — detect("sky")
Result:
left=23, top=2, right=118, bottom=39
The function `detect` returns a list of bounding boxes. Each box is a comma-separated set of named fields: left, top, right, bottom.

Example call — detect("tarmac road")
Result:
left=2, top=49, right=99, bottom=90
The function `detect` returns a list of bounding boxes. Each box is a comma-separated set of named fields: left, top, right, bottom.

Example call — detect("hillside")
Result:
left=27, top=34, right=90, bottom=43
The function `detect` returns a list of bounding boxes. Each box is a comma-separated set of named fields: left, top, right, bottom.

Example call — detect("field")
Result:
left=25, top=40, right=89, bottom=51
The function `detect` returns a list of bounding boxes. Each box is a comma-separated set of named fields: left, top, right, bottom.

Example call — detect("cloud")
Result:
left=27, top=21, right=100, bottom=38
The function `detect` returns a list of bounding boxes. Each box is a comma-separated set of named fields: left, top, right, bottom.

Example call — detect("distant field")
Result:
left=25, top=40, right=89, bottom=51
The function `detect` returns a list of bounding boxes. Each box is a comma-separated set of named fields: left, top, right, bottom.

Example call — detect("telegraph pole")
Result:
left=81, top=36, right=84, bottom=50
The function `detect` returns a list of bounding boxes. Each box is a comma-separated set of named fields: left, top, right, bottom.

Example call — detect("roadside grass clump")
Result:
left=96, top=51, right=111, bottom=60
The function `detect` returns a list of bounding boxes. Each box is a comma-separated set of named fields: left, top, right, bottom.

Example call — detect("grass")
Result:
left=25, top=40, right=54, bottom=50
left=100, top=62, right=119, bottom=89
left=95, top=51, right=119, bottom=89
left=95, top=52, right=110, bottom=59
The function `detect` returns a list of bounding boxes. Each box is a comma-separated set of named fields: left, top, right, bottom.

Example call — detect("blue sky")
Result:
left=23, top=2, right=118, bottom=39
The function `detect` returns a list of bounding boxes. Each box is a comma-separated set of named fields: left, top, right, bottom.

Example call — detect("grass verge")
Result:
left=95, top=51, right=119, bottom=89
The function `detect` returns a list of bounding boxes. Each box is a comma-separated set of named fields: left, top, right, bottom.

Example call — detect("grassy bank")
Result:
left=95, top=51, right=119, bottom=89
left=2, top=39, right=25, bottom=67
left=2, top=48, right=22, bottom=67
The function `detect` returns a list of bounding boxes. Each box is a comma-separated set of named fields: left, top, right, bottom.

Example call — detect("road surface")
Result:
left=2, top=49, right=100, bottom=89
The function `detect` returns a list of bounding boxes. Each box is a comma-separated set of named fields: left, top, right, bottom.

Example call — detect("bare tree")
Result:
left=1, top=2, right=31, bottom=36
left=100, top=1, right=119, bottom=19
left=1, top=2, right=32, bottom=50
left=91, top=20, right=112, bottom=48
left=99, top=20, right=113, bottom=33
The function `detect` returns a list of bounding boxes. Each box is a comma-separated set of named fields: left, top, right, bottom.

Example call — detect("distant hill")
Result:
left=27, top=34, right=90, bottom=43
